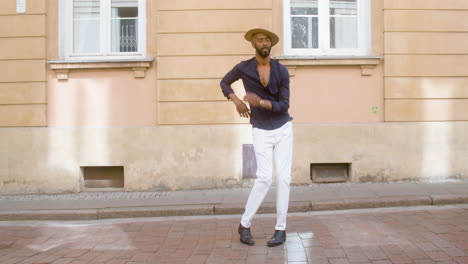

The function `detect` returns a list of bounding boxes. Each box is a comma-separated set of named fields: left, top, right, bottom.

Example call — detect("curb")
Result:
left=0, top=194, right=467, bottom=221
left=99, top=205, right=214, bottom=219
left=431, top=194, right=468, bottom=205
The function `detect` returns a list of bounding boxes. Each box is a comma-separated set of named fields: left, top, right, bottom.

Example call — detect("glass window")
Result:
left=65, top=0, right=145, bottom=59
left=284, top=0, right=370, bottom=56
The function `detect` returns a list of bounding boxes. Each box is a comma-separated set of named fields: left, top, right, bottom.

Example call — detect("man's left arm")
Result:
left=269, top=66, right=290, bottom=113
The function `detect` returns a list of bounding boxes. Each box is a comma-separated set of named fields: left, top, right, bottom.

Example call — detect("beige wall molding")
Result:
left=48, top=58, right=155, bottom=80
left=276, top=56, right=382, bottom=76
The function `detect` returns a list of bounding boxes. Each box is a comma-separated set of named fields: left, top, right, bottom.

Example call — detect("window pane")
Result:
left=73, top=0, right=100, bottom=18
left=73, top=0, right=100, bottom=54
left=111, top=0, right=138, bottom=52
left=111, top=0, right=138, bottom=9
left=291, top=17, right=318, bottom=49
left=290, top=0, right=318, bottom=49
left=330, top=0, right=357, bottom=49
left=330, top=17, right=357, bottom=48
left=330, top=0, right=357, bottom=15
left=291, top=0, right=318, bottom=15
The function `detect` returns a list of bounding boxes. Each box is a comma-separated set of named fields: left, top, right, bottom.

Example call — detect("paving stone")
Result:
left=426, top=250, right=454, bottom=262
left=0, top=184, right=468, bottom=264
left=0, top=186, right=468, bottom=263
left=362, top=246, right=388, bottom=261
left=387, top=254, right=413, bottom=264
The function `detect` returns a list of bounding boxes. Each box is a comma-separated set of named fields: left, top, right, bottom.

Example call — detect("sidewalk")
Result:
left=0, top=180, right=467, bottom=221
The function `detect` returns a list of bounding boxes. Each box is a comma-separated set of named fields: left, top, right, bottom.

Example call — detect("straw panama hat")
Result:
left=244, top=27, right=280, bottom=46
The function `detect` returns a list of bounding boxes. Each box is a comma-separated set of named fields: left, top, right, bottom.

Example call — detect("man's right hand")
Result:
left=235, top=101, right=250, bottom=118
left=229, top=93, right=250, bottom=118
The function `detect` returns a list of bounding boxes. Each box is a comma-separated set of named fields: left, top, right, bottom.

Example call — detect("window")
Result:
left=61, top=0, right=146, bottom=60
left=283, top=0, right=370, bottom=56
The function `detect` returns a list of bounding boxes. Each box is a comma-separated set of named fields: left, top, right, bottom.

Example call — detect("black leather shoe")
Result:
left=267, top=230, right=286, bottom=247
left=238, top=224, right=255, bottom=246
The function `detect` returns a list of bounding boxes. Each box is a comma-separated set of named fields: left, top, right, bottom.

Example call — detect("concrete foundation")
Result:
left=0, top=122, right=467, bottom=194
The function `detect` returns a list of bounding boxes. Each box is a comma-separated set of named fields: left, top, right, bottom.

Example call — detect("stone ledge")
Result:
left=48, top=58, right=155, bottom=80
left=276, top=56, right=382, bottom=76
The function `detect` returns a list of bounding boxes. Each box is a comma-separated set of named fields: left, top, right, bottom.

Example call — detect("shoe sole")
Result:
left=267, top=238, right=286, bottom=247
left=240, top=239, right=255, bottom=246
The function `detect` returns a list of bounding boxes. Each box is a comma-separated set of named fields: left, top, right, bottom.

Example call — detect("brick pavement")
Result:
left=0, top=205, right=467, bottom=264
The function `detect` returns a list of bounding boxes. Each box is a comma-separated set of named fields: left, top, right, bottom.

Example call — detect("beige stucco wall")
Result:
left=384, top=0, right=468, bottom=121
left=47, top=68, right=157, bottom=127
left=156, top=0, right=272, bottom=125
left=45, top=0, right=158, bottom=127
left=2, top=0, right=468, bottom=195
left=1, top=122, right=467, bottom=194
left=289, top=64, right=384, bottom=123
left=0, top=0, right=46, bottom=127
left=3, top=0, right=386, bottom=127
left=157, top=0, right=385, bottom=125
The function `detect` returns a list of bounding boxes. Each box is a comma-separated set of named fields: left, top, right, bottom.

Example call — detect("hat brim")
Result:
left=244, top=28, right=279, bottom=47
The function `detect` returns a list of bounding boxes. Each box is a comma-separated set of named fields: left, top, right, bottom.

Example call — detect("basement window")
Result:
left=82, top=166, right=124, bottom=190
left=311, top=163, right=350, bottom=183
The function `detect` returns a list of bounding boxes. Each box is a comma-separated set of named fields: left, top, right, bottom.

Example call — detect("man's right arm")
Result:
left=220, top=64, right=250, bottom=118
left=229, top=93, right=250, bottom=118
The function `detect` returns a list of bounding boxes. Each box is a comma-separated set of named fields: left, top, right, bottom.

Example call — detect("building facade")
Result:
left=0, top=0, right=467, bottom=194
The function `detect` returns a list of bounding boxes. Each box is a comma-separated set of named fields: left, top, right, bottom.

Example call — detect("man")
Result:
left=220, top=28, right=293, bottom=247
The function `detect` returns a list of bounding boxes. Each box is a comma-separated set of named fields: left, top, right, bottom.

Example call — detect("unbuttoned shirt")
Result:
left=220, top=57, right=293, bottom=130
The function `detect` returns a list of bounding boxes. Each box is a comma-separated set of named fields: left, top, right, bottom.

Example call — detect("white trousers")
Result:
left=241, top=121, right=293, bottom=231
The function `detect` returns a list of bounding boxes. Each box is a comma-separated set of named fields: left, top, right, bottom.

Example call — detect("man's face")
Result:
left=252, top=33, right=272, bottom=58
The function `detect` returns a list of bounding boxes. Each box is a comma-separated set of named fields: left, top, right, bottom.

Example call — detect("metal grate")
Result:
left=120, top=23, right=137, bottom=52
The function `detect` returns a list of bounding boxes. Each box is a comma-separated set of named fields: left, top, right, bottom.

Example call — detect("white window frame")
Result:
left=59, top=0, right=146, bottom=60
left=283, top=0, right=370, bottom=56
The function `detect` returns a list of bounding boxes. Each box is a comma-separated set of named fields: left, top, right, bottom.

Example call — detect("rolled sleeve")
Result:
left=220, top=64, right=241, bottom=99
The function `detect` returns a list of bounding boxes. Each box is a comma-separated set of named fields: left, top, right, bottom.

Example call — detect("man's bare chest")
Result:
left=257, top=65, right=271, bottom=88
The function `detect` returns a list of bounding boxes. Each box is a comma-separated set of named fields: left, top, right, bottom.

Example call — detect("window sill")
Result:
left=275, top=56, right=383, bottom=76
left=48, top=58, right=155, bottom=80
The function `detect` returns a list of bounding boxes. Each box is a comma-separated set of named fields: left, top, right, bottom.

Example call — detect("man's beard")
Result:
left=256, top=46, right=271, bottom=58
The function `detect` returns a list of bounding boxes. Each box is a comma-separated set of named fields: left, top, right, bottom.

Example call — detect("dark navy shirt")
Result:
left=220, top=57, right=293, bottom=130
